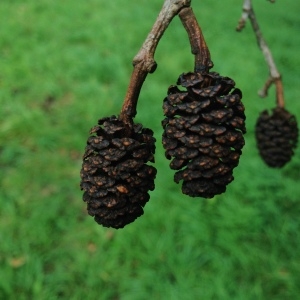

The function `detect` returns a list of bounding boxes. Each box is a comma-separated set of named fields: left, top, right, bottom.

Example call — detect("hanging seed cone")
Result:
left=162, top=71, right=246, bottom=198
left=80, top=115, right=157, bottom=229
left=255, top=107, right=298, bottom=168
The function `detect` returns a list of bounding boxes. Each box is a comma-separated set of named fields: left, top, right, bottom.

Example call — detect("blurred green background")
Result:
left=0, top=0, right=300, bottom=299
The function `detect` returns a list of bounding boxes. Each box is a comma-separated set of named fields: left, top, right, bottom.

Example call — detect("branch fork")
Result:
left=119, top=0, right=210, bottom=126
left=119, top=0, right=285, bottom=128
left=237, top=0, right=284, bottom=108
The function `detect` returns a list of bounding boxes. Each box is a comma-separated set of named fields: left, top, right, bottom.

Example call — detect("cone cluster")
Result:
left=255, top=107, right=298, bottom=168
left=80, top=115, right=157, bottom=229
left=162, top=72, right=246, bottom=198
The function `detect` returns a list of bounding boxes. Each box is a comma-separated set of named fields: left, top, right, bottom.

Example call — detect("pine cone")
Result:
left=255, top=107, right=298, bottom=168
left=162, top=72, right=246, bottom=198
left=80, top=115, right=157, bottom=229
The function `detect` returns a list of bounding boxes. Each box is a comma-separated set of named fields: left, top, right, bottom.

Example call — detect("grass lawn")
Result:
left=0, top=0, right=300, bottom=299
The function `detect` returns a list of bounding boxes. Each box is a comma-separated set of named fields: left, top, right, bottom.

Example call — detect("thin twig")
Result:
left=120, top=0, right=191, bottom=126
left=236, top=0, right=284, bottom=108
left=257, top=76, right=273, bottom=97
left=178, top=7, right=213, bottom=72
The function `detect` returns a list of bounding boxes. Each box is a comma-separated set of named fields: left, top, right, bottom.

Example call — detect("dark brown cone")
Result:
left=80, top=115, right=157, bottom=229
left=255, top=107, right=298, bottom=168
left=162, top=72, right=246, bottom=198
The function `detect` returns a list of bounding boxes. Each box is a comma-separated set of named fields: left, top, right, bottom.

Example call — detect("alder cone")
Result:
left=80, top=115, right=157, bottom=229
left=255, top=107, right=298, bottom=168
left=162, top=72, right=246, bottom=198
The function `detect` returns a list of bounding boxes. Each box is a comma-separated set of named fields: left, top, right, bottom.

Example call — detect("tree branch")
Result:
left=120, top=0, right=191, bottom=126
left=178, top=7, right=213, bottom=73
left=236, top=0, right=284, bottom=108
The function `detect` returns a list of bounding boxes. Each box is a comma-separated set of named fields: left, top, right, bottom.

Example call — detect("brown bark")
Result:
left=178, top=7, right=213, bottom=72
left=120, top=0, right=191, bottom=126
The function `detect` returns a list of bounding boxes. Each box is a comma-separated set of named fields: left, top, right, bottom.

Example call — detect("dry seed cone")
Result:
left=162, top=72, right=246, bottom=198
left=80, top=115, right=157, bottom=229
left=255, top=107, right=298, bottom=168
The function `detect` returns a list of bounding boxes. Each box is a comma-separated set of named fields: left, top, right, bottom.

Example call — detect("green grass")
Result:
left=1, top=0, right=300, bottom=299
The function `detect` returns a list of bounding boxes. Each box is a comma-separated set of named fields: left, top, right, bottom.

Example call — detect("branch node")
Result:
left=236, top=18, right=247, bottom=32
left=120, top=0, right=190, bottom=122
left=237, top=0, right=284, bottom=108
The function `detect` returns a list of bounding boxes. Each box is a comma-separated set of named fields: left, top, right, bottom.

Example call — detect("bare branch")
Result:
left=120, top=0, right=191, bottom=126
left=178, top=7, right=213, bottom=72
left=236, top=0, right=284, bottom=108
left=258, top=76, right=273, bottom=98
left=236, top=0, right=251, bottom=31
